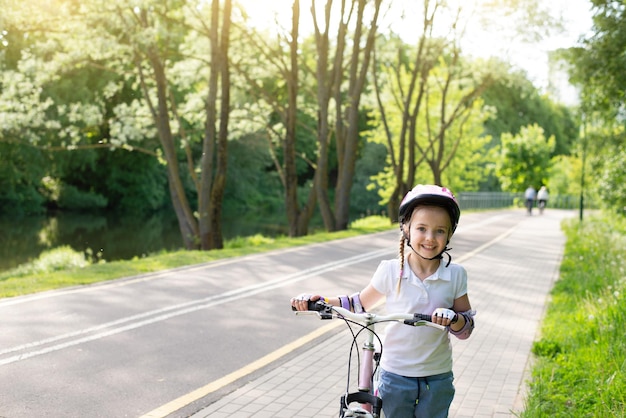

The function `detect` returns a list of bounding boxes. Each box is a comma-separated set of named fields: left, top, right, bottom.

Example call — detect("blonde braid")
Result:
left=396, top=232, right=405, bottom=294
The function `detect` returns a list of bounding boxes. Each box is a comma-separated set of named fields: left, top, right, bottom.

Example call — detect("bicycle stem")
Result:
left=358, top=340, right=375, bottom=392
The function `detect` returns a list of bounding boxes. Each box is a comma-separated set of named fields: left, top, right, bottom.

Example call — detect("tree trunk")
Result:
left=199, top=0, right=232, bottom=250
left=144, top=51, right=199, bottom=249
left=312, top=1, right=337, bottom=232
left=211, top=0, right=232, bottom=249
left=312, top=0, right=382, bottom=232
left=333, top=0, right=382, bottom=230
left=285, top=0, right=301, bottom=237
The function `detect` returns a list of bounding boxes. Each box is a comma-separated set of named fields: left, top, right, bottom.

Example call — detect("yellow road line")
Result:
left=139, top=319, right=345, bottom=418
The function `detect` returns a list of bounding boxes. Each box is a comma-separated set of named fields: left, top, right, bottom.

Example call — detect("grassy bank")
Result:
left=0, top=216, right=393, bottom=299
left=521, top=213, right=626, bottom=417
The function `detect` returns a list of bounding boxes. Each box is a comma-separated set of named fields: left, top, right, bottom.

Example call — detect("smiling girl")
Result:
left=291, top=184, right=475, bottom=417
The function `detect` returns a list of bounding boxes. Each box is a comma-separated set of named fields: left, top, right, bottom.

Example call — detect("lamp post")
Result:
left=579, top=114, right=586, bottom=222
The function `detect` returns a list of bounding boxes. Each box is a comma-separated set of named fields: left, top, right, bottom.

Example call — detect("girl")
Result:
left=291, top=184, right=475, bottom=418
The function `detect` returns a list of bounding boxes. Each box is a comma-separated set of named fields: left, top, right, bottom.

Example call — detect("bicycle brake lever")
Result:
left=318, top=304, right=333, bottom=319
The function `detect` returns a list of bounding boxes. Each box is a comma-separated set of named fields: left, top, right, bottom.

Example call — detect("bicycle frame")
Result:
left=295, top=303, right=445, bottom=418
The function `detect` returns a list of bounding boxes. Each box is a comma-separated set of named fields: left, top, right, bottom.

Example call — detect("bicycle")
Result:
left=293, top=300, right=446, bottom=418
left=525, top=198, right=535, bottom=215
left=538, top=199, right=546, bottom=214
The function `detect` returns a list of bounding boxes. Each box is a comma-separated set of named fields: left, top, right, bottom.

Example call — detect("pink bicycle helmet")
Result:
left=398, top=184, right=460, bottom=233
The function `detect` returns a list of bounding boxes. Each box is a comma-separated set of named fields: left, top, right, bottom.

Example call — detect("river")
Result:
left=0, top=210, right=297, bottom=273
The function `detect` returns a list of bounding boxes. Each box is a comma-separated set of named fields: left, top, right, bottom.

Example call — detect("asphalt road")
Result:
left=0, top=209, right=527, bottom=417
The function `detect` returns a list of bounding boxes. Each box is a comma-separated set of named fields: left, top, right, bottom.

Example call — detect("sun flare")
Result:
left=234, top=0, right=296, bottom=31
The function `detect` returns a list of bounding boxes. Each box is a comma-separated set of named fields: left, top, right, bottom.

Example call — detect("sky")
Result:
left=235, top=0, right=594, bottom=103
left=479, top=0, right=592, bottom=99
left=461, top=0, right=594, bottom=104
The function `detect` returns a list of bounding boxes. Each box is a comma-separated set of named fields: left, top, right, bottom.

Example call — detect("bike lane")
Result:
left=182, top=209, right=574, bottom=418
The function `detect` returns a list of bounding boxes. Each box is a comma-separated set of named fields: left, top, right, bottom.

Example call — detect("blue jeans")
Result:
left=378, top=369, right=455, bottom=418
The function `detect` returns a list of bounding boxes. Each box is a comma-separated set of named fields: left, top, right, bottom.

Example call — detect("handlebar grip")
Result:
left=403, top=313, right=432, bottom=326
left=413, top=313, right=432, bottom=322
left=291, top=300, right=326, bottom=311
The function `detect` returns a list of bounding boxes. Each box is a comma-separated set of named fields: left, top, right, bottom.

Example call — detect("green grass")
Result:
left=521, top=213, right=626, bottom=417
left=0, top=215, right=393, bottom=299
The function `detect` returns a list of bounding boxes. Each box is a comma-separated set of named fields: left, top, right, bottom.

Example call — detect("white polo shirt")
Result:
left=370, top=258, right=468, bottom=377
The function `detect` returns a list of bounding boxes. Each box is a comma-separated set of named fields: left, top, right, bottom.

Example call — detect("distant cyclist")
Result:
left=291, top=184, right=475, bottom=418
left=537, top=186, right=549, bottom=214
left=524, top=186, right=537, bottom=215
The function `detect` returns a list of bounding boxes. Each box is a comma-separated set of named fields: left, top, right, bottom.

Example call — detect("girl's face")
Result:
left=405, top=206, right=451, bottom=259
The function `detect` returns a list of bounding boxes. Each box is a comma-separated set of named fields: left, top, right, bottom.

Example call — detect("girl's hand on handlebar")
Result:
left=432, top=308, right=457, bottom=326
left=290, top=293, right=321, bottom=311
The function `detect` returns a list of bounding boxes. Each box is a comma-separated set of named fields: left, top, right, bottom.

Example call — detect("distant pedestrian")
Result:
left=524, top=186, right=537, bottom=215
left=537, top=186, right=549, bottom=214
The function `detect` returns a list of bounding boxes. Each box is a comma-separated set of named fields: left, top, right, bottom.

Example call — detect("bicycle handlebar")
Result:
left=292, top=300, right=446, bottom=330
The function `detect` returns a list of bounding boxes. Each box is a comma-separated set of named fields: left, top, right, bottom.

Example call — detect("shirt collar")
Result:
left=404, top=260, right=451, bottom=283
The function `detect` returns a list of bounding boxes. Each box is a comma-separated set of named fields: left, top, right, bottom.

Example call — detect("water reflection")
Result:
left=0, top=211, right=295, bottom=273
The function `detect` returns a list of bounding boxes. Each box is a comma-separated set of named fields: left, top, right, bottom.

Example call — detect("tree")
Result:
left=230, top=0, right=386, bottom=234
left=1, top=0, right=234, bottom=249
left=419, top=57, right=493, bottom=186
left=597, top=136, right=626, bottom=212
left=370, top=0, right=495, bottom=219
left=482, top=68, right=578, bottom=156
left=196, top=0, right=233, bottom=249
left=496, top=124, right=555, bottom=192
left=80, top=0, right=234, bottom=249
left=564, top=0, right=626, bottom=214
left=311, top=0, right=384, bottom=231
left=282, top=0, right=310, bottom=236
left=565, top=0, right=625, bottom=120
left=231, top=0, right=318, bottom=237
left=479, top=66, right=579, bottom=191
left=370, top=10, right=441, bottom=221
left=0, top=5, right=115, bottom=214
